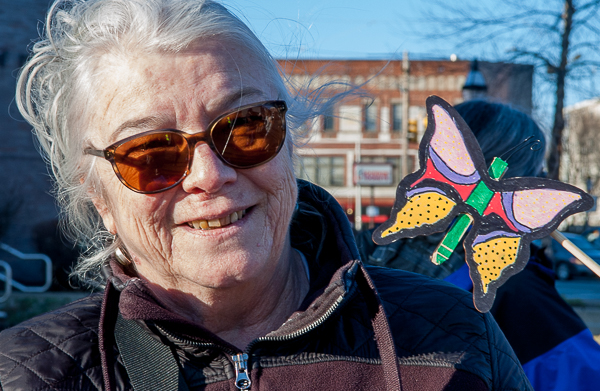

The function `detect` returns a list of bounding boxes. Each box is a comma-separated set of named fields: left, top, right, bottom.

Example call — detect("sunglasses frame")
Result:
left=85, top=100, right=287, bottom=194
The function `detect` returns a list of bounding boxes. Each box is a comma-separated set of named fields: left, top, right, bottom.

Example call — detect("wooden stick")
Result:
left=550, top=231, right=600, bottom=278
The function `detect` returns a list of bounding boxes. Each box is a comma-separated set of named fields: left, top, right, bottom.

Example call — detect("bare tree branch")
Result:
left=417, top=0, right=600, bottom=180
left=570, top=41, right=600, bottom=51
left=577, top=0, right=600, bottom=12
left=507, top=50, right=555, bottom=68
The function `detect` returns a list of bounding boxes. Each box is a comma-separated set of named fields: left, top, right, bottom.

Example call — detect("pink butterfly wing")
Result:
left=507, top=189, right=582, bottom=230
left=482, top=182, right=587, bottom=235
left=429, top=105, right=477, bottom=177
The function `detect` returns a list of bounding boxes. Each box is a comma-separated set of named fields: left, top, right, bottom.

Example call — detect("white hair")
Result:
left=16, top=0, right=349, bottom=286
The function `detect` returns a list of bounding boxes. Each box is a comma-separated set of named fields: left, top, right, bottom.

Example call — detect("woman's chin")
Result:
left=165, top=245, right=272, bottom=290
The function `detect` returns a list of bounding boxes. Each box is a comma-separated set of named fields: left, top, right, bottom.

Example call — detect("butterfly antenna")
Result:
left=499, top=136, right=542, bottom=163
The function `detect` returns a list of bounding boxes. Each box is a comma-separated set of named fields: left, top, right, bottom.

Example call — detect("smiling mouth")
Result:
left=186, top=209, right=247, bottom=230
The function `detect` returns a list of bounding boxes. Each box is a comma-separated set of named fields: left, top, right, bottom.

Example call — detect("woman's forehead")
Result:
left=87, top=42, right=274, bottom=141
left=102, top=41, right=269, bottom=92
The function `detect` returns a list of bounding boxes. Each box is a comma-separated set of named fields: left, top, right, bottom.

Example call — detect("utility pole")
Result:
left=354, top=137, right=362, bottom=231
left=401, top=51, right=410, bottom=179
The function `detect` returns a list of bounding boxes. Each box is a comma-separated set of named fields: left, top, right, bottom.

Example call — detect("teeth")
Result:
left=222, top=214, right=231, bottom=225
left=187, top=209, right=246, bottom=230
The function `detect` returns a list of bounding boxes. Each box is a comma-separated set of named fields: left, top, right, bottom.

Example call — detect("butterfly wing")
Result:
left=464, top=229, right=525, bottom=312
left=482, top=177, right=593, bottom=235
left=373, top=96, right=487, bottom=244
left=466, top=180, right=593, bottom=312
left=414, top=102, right=482, bottom=187
left=505, top=187, right=587, bottom=232
left=377, top=187, right=459, bottom=241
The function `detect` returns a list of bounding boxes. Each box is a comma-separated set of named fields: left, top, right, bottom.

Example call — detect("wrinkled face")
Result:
left=86, top=40, right=297, bottom=291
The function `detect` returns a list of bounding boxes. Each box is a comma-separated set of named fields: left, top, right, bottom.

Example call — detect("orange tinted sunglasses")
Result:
left=85, top=100, right=287, bottom=194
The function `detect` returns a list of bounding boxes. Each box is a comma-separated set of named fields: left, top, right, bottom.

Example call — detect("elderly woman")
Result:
left=0, top=1, right=531, bottom=390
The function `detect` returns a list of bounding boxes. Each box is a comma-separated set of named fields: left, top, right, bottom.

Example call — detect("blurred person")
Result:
left=358, top=100, right=600, bottom=391
left=0, top=1, right=531, bottom=390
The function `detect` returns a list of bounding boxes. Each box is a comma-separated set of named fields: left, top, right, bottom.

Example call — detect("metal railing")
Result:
left=0, top=243, right=52, bottom=294
left=0, top=261, right=12, bottom=303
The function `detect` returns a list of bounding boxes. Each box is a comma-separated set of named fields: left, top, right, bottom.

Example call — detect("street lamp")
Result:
left=462, top=59, right=487, bottom=101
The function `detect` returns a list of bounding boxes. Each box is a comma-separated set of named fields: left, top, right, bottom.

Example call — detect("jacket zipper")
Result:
left=232, top=353, right=251, bottom=389
left=247, top=288, right=350, bottom=349
left=155, top=284, right=355, bottom=390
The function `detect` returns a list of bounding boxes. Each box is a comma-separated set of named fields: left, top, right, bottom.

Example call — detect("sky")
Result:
left=223, top=0, right=441, bottom=60
left=221, top=0, right=600, bottom=129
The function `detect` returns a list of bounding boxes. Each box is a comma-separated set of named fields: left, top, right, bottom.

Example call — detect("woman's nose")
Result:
left=181, top=143, right=237, bottom=193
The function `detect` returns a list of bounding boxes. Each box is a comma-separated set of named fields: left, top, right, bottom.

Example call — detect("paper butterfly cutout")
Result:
left=373, top=96, right=593, bottom=312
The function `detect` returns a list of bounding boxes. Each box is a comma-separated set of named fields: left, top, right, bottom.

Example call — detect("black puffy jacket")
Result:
left=0, top=181, right=532, bottom=390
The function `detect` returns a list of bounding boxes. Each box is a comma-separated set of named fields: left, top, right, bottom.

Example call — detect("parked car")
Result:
left=546, top=232, right=600, bottom=280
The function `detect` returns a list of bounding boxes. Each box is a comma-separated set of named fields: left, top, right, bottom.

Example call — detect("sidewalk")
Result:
left=0, top=291, right=90, bottom=330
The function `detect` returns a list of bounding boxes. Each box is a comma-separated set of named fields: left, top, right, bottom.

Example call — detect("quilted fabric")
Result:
left=367, top=265, right=530, bottom=390
left=0, top=294, right=105, bottom=391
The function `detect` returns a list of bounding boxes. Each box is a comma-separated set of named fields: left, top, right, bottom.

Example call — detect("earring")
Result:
left=115, top=247, right=133, bottom=266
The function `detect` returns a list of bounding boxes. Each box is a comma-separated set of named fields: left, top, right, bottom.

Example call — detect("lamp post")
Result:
left=462, top=59, right=487, bottom=101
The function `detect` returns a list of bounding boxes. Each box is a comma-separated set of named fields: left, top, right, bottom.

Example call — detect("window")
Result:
left=392, top=104, right=402, bottom=132
left=364, top=103, right=377, bottom=132
left=323, top=106, right=335, bottom=132
left=297, top=156, right=345, bottom=187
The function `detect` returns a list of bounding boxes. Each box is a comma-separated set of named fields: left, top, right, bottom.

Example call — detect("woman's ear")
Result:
left=91, top=195, right=117, bottom=235
left=84, top=177, right=117, bottom=234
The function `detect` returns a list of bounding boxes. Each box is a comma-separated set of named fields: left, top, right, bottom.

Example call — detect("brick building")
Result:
left=563, top=99, right=600, bottom=227
left=281, top=58, right=533, bottom=229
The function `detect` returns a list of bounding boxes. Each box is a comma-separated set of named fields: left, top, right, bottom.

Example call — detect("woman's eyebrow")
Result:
left=110, top=115, right=170, bottom=142
left=219, top=87, right=268, bottom=109
left=109, top=87, right=268, bottom=141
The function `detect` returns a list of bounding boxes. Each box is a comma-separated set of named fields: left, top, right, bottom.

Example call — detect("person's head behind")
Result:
left=16, top=0, right=321, bottom=285
left=454, top=100, right=546, bottom=178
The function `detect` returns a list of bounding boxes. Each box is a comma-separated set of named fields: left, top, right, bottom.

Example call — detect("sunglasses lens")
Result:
left=113, top=132, right=188, bottom=193
left=211, top=104, right=285, bottom=167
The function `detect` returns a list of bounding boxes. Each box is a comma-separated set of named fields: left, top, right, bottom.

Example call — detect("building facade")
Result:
left=0, top=0, right=57, bottom=252
left=280, top=58, right=533, bottom=229
left=563, top=99, right=600, bottom=227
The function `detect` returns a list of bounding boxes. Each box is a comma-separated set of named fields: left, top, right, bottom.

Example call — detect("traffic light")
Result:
left=408, top=119, right=418, bottom=141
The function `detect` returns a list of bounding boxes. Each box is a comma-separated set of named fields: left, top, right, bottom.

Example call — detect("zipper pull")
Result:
left=232, top=353, right=251, bottom=390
